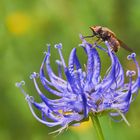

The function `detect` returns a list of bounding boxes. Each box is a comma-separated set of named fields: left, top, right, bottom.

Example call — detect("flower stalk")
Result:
left=90, top=114, right=105, bottom=140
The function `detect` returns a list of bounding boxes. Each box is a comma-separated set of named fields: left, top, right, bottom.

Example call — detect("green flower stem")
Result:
left=90, top=113, right=105, bottom=140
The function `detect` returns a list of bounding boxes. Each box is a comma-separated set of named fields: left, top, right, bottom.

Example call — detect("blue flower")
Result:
left=16, top=35, right=140, bottom=133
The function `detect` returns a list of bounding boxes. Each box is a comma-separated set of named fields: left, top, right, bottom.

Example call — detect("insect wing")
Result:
left=117, top=38, right=133, bottom=52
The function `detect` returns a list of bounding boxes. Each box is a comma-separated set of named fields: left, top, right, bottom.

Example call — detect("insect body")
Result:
left=84, top=26, right=133, bottom=52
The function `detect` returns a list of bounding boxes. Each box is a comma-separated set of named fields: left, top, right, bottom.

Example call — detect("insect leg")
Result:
left=82, top=34, right=95, bottom=38
left=95, top=37, right=102, bottom=44
left=93, top=37, right=103, bottom=48
left=83, top=30, right=97, bottom=38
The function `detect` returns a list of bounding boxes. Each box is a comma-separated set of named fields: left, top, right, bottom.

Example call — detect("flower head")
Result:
left=16, top=35, right=140, bottom=133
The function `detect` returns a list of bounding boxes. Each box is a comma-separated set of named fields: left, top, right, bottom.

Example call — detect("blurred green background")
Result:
left=1, top=0, right=140, bottom=140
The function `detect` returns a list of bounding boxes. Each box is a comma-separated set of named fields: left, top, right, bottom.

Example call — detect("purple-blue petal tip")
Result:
left=30, top=72, right=39, bottom=79
left=15, top=80, right=25, bottom=87
left=55, top=43, right=62, bottom=49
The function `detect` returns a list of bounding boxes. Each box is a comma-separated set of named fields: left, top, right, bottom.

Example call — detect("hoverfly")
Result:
left=83, top=26, right=133, bottom=52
